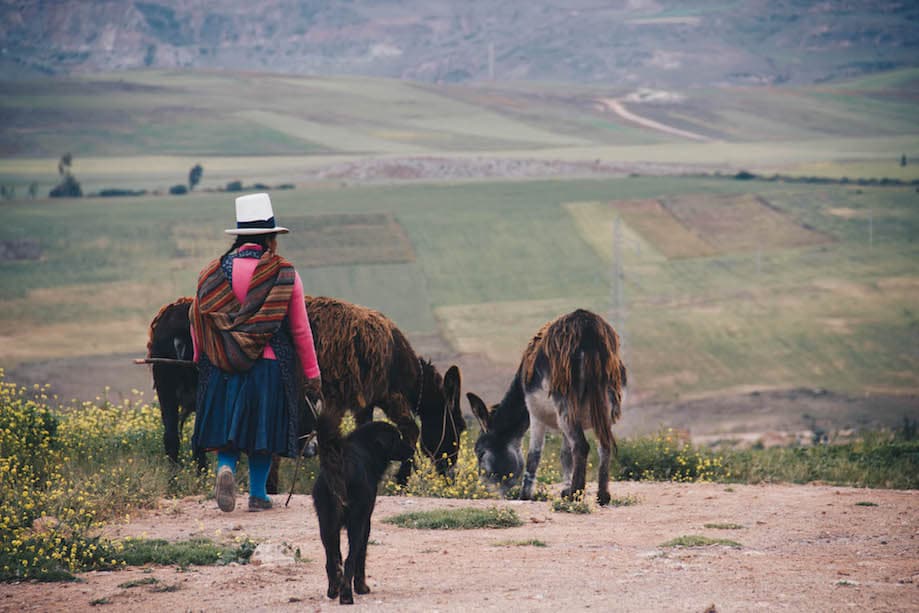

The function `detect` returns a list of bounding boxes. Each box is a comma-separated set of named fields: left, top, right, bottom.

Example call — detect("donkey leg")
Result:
left=558, top=421, right=589, bottom=500
left=597, top=441, right=612, bottom=506
left=521, top=421, right=546, bottom=500
left=158, top=388, right=181, bottom=469
left=317, top=507, right=342, bottom=599
left=353, top=515, right=373, bottom=595
left=177, top=409, right=209, bottom=480
left=341, top=512, right=366, bottom=605
left=559, top=435, right=573, bottom=490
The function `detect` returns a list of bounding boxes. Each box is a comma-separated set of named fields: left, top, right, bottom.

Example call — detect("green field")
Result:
left=2, top=69, right=918, bottom=197
left=1, top=175, right=917, bottom=403
left=1, top=70, right=918, bottom=403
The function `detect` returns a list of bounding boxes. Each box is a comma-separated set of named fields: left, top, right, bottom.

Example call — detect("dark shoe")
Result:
left=248, top=495, right=273, bottom=512
left=215, top=466, right=236, bottom=513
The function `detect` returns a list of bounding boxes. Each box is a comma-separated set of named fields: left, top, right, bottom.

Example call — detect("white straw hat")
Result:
left=225, top=193, right=290, bottom=235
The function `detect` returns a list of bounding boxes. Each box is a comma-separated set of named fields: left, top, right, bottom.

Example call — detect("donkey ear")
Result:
left=444, top=365, right=461, bottom=409
left=467, top=393, right=491, bottom=432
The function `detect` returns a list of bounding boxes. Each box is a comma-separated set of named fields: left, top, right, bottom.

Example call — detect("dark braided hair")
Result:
left=221, top=233, right=276, bottom=259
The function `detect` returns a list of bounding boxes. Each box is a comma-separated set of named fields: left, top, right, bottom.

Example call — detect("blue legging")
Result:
left=217, top=450, right=272, bottom=501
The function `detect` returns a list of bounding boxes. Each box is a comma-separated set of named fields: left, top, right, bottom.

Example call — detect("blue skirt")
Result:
left=193, top=358, right=290, bottom=455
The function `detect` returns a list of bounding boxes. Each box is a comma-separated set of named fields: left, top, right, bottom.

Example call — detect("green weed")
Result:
left=607, top=494, right=641, bottom=507
left=118, top=537, right=256, bottom=567
left=118, top=576, right=158, bottom=588
left=704, top=523, right=744, bottom=530
left=661, top=535, right=742, bottom=548
left=383, top=507, right=522, bottom=529
left=493, top=539, right=547, bottom=547
left=551, top=491, right=592, bottom=514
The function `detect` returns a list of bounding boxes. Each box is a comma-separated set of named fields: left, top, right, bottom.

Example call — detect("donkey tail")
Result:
left=316, top=412, right=347, bottom=514
left=559, top=311, right=625, bottom=453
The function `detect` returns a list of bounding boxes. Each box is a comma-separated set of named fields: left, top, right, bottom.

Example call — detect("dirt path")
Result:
left=2, top=483, right=916, bottom=612
left=600, top=98, right=713, bottom=142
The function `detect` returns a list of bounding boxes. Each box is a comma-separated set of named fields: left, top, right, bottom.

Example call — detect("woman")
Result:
left=190, top=193, right=321, bottom=512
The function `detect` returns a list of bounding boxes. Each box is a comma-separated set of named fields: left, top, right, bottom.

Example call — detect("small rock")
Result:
left=249, top=542, right=298, bottom=567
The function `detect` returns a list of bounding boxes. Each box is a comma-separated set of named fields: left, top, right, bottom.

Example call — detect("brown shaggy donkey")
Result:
left=146, top=297, right=207, bottom=475
left=468, top=309, right=626, bottom=505
left=304, top=296, right=464, bottom=484
left=147, top=296, right=465, bottom=487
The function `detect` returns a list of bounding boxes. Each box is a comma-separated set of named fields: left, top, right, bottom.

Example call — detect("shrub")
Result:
left=384, top=431, right=494, bottom=499
left=99, top=189, right=146, bottom=197
left=0, top=374, right=206, bottom=581
left=225, top=180, right=243, bottom=192
left=188, top=164, right=203, bottom=191
left=49, top=175, right=82, bottom=198
left=615, top=429, right=727, bottom=482
left=719, top=433, right=919, bottom=489
left=168, top=184, right=187, bottom=195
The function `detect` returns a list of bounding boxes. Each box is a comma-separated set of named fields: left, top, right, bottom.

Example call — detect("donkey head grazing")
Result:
left=467, top=392, right=524, bottom=493
left=418, top=363, right=465, bottom=477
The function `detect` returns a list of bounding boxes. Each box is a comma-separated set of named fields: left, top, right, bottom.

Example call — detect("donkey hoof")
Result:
left=355, top=581, right=371, bottom=595
left=597, top=491, right=611, bottom=506
left=339, top=589, right=354, bottom=605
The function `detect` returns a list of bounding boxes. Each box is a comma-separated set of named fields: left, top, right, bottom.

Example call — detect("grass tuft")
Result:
left=854, top=501, right=878, bottom=507
left=704, top=523, right=744, bottom=530
left=383, top=507, right=521, bottom=529
left=551, top=491, right=592, bottom=514
left=118, top=576, right=158, bottom=589
left=661, top=535, right=742, bottom=548
left=118, top=537, right=256, bottom=567
left=607, top=494, right=641, bottom=507
left=493, top=539, right=547, bottom=547
left=150, top=583, right=181, bottom=593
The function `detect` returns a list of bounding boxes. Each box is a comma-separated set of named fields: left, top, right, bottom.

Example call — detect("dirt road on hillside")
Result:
left=600, top=98, right=712, bottom=142
left=2, top=483, right=916, bottom=612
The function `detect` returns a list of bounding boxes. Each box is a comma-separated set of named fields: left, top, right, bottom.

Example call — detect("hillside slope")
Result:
left=2, top=0, right=917, bottom=85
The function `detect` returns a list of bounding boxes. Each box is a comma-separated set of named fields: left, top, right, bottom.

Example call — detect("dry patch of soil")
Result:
left=1, top=483, right=916, bottom=612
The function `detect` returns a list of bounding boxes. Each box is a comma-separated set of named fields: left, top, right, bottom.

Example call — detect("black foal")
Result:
left=312, top=415, right=414, bottom=605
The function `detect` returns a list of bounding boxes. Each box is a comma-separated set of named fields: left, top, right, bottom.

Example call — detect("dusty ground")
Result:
left=1, top=483, right=916, bottom=612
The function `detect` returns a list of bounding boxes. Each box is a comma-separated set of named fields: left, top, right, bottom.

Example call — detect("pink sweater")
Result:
left=192, top=245, right=321, bottom=379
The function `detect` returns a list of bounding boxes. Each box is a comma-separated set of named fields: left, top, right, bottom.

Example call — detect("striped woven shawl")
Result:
left=191, top=251, right=295, bottom=373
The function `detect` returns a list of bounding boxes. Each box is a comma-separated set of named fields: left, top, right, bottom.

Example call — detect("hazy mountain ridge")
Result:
left=1, top=0, right=917, bottom=85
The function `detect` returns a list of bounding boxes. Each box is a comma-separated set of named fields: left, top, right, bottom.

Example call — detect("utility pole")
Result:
left=612, top=215, right=626, bottom=356
left=488, top=42, right=495, bottom=81
left=869, top=209, right=874, bottom=248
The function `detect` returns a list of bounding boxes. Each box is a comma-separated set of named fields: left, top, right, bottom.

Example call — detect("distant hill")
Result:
left=2, top=0, right=917, bottom=86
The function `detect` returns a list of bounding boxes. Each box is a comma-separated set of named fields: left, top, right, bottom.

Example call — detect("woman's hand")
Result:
left=304, top=376, right=323, bottom=405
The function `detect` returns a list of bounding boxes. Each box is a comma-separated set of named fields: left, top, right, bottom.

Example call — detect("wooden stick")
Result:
left=133, top=357, right=196, bottom=367
left=286, top=396, right=321, bottom=507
